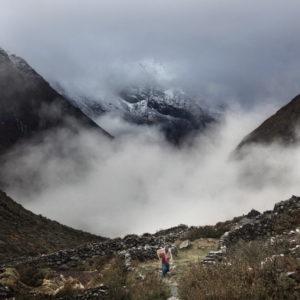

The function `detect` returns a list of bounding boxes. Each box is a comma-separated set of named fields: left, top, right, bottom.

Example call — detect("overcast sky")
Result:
left=1, top=0, right=300, bottom=109
left=2, top=1, right=300, bottom=236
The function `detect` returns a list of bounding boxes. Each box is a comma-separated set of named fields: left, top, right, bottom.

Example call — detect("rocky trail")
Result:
left=0, top=196, right=299, bottom=299
left=135, top=238, right=219, bottom=300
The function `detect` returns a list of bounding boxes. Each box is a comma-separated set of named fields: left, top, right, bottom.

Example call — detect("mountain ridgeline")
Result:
left=0, top=190, right=106, bottom=263
left=0, top=48, right=111, bottom=155
left=237, top=94, right=300, bottom=150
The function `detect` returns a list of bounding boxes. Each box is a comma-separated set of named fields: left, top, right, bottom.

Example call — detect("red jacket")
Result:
left=159, top=252, right=171, bottom=264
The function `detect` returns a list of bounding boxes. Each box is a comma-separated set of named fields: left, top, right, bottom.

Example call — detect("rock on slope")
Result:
left=0, top=190, right=106, bottom=263
left=237, top=94, right=300, bottom=150
left=0, top=48, right=111, bottom=155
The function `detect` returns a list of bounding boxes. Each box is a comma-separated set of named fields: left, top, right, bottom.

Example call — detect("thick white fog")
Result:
left=3, top=104, right=300, bottom=237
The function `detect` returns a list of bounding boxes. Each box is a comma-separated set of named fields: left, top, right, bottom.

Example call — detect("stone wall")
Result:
left=1, top=225, right=189, bottom=269
left=202, top=196, right=300, bottom=264
left=221, top=196, right=300, bottom=247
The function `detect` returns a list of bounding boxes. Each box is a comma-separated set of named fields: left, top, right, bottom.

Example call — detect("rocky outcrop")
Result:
left=222, top=196, right=300, bottom=247
left=202, top=250, right=224, bottom=265
left=202, top=196, right=300, bottom=264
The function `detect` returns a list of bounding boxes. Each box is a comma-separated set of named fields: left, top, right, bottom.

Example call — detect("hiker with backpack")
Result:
left=157, top=246, right=173, bottom=277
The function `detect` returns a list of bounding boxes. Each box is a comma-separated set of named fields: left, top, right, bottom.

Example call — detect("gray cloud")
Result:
left=1, top=0, right=300, bottom=108
left=3, top=106, right=300, bottom=237
left=1, top=1, right=300, bottom=237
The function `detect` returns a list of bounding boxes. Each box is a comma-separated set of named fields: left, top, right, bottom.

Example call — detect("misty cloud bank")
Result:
left=1, top=0, right=300, bottom=108
left=3, top=106, right=300, bottom=237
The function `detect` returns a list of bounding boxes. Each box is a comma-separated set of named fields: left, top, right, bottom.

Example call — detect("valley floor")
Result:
left=1, top=195, right=300, bottom=299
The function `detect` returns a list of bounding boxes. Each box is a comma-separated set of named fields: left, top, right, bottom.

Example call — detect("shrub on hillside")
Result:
left=273, top=210, right=300, bottom=234
left=227, top=240, right=273, bottom=265
left=100, top=258, right=170, bottom=300
left=179, top=240, right=300, bottom=300
left=101, top=258, right=128, bottom=299
left=16, top=265, right=48, bottom=287
left=184, top=223, right=232, bottom=240
left=55, top=279, right=83, bottom=299
left=127, top=272, right=170, bottom=300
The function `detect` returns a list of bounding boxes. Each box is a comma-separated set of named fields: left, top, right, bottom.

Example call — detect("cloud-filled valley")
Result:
left=2, top=104, right=300, bottom=237
left=1, top=0, right=300, bottom=238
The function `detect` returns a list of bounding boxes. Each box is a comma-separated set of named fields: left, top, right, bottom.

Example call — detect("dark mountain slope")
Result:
left=119, top=87, right=216, bottom=143
left=237, top=95, right=300, bottom=150
left=0, top=48, right=111, bottom=154
left=0, top=190, right=106, bottom=262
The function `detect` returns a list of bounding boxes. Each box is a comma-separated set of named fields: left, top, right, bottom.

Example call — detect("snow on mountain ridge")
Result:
left=68, top=84, right=218, bottom=143
left=117, top=86, right=210, bottom=122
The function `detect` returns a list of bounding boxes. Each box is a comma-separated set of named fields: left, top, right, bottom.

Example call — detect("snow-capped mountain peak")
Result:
left=70, top=84, right=217, bottom=144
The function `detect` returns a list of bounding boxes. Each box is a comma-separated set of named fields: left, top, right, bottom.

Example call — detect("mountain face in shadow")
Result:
left=237, top=95, right=300, bottom=150
left=0, top=48, right=111, bottom=155
left=118, top=87, right=216, bottom=144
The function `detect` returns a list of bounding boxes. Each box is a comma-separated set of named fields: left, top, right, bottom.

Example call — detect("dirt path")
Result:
left=166, top=278, right=179, bottom=299
left=136, top=238, right=219, bottom=300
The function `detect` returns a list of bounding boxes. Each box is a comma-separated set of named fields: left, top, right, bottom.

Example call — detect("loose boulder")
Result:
left=179, top=240, right=191, bottom=250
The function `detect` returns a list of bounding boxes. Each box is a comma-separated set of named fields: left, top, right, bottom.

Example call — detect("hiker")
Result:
left=157, top=246, right=173, bottom=277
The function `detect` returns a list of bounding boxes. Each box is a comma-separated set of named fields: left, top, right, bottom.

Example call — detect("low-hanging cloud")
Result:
left=1, top=0, right=300, bottom=107
left=3, top=105, right=300, bottom=238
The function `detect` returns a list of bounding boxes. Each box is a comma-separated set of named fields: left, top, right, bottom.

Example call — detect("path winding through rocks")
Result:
left=137, top=238, right=219, bottom=300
